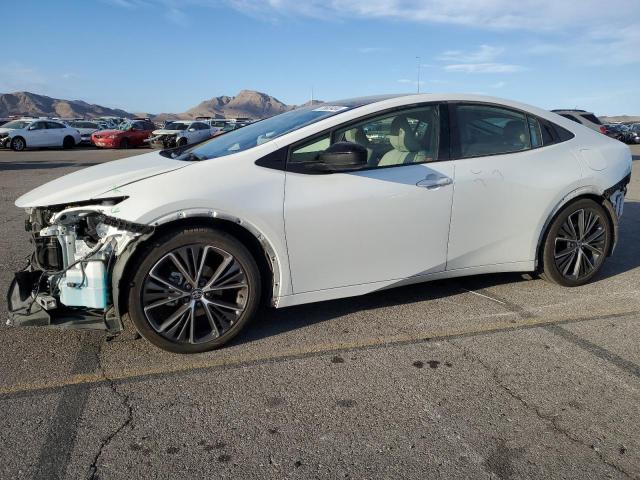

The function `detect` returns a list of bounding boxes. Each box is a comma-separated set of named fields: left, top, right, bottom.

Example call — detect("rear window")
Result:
left=579, top=113, right=602, bottom=125
left=559, top=114, right=582, bottom=124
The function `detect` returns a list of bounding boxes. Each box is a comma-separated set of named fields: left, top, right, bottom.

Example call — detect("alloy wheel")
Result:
left=12, top=138, right=25, bottom=151
left=141, top=244, right=249, bottom=344
left=553, top=208, right=606, bottom=281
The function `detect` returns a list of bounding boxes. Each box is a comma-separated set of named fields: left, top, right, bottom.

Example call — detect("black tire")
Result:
left=177, top=137, right=188, bottom=147
left=540, top=198, right=611, bottom=287
left=127, top=227, right=261, bottom=353
left=120, top=137, right=130, bottom=149
left=10, top=136, right=26, bottom=151
left=62, top=136, right=75, bottom=149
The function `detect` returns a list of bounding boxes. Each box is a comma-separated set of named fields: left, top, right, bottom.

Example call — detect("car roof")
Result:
left=551, top=109, right=595, bottom=115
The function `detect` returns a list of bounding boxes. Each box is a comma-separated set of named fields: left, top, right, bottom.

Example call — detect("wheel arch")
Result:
left=534, top=190, right=617, bottom=271
left=11, top=136, right=26, bottom=149
left=112, top=212, right=281, bottom=320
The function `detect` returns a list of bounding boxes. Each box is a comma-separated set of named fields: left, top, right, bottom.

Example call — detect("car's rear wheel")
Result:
left=10, top=137, right=26, bottom=151
left=540, top=198, right=611, bottom=287
left=62, top=136, right=75, bottom=149
left=127, top=228, right=261, bottom=353
left=120, top=137, right=130, bottom=149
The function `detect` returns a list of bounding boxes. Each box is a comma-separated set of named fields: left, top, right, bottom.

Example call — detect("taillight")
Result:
left=599, top=126, right=607, bottom=134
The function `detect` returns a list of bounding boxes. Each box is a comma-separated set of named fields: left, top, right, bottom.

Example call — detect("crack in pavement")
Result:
left=33, top=335, right=102, bottom=480
left=449, top=339, right=632, bottom=479
left=87, top=348, right=134, bottom=480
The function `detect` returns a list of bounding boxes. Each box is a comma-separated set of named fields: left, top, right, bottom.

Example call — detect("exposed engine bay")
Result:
left=7, top=198, right=152, bottom=333
left=149, top=133, right=179, bottom=149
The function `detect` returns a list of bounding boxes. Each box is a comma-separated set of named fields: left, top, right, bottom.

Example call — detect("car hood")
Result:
left=0, top=127, right=16, bottom=135
left=94, top=129, right=124, bottom=136
left=15, top=150, right=193, bottom=208
left=152, top=129, right=183, bottom=135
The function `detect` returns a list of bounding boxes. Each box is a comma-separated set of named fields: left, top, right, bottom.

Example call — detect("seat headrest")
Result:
left=388, top=116, right=421, bottom=152
left=344, top=127, right=369, bottom=146
left=503, top=119, right=527, bottom=146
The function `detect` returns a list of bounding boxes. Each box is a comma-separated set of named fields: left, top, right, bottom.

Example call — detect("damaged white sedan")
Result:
left=7, top=94, right=632, bottom=353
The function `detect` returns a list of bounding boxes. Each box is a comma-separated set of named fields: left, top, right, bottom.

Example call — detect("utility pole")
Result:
left=416, top=56, right=421, bottom=94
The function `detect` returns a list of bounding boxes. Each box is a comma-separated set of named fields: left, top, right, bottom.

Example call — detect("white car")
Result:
left=67, top=120, right=102, bottom=144
left=148, top=120, right=215, bottom=149
left=0, top=118, right=81, bottom=151
left=551, top=109, right=607, bottom=134
left=7, top=94, right=632, bottom=353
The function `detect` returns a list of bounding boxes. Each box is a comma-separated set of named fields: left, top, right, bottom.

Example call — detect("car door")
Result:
left=195, top=123, right=209, bottom=143
left=284, top=103, right=455, bottom=294
left=45, top=121, right=65, bottom=146
left=129, top=122, right=145, bottom=145
left=25, top=121, right=48, bottom=146
left=446, top=103, right=580, bottom=270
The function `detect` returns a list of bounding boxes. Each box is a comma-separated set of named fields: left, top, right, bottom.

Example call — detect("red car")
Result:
left=92, top=120, right=155, bottom=148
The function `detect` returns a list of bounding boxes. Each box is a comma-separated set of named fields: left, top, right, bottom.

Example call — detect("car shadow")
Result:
left=0, top=162, right=101, bottom=171
left=234, top=272, right=526, bottom=347
left=232, top=199, right=640, bottom=347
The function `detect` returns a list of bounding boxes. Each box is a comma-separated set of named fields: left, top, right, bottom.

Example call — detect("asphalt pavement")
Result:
left=0, top=145, right=639, bottom=479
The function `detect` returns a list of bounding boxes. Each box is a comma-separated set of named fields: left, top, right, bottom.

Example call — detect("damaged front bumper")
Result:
left=6, top=202, right=152, bottom=334
left=148, top=134, right=178, bottom=149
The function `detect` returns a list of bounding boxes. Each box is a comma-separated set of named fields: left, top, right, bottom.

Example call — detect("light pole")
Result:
left=416, top=56, right=421, bottom=94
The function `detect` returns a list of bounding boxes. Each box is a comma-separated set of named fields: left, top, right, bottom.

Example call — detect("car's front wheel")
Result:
left=127, top=227, right=261, bottom=353
left=540, top=198, right=611, bottom=287
left=10, top=137, right=26, bottom=151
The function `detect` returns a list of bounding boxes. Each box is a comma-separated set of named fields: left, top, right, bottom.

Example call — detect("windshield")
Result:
left=173, top=105, right=350, bottom=161
left=69, top=121, right=97, bottom=128
left=2, top=120, right=32, bottom=129
left=164, top=122, right=189, bottom=131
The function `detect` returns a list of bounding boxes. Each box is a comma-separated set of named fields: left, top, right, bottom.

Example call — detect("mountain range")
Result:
left=2, top=91, right=636, bottom=123
left=0, top=90, right=310, bottom=121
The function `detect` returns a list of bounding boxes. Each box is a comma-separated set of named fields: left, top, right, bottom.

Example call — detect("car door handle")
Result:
left=416, top=176, right=453, bottom=189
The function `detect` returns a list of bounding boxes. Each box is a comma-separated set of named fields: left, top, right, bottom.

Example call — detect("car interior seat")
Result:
left=378, top=116, right=430, bottom=166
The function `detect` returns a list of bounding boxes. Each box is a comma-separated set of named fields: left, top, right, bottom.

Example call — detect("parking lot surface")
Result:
left=1, top=146, right=640, bottom=479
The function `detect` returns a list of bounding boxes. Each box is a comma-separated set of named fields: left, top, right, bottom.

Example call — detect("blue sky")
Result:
left=2, top=0, right=639, bottom=115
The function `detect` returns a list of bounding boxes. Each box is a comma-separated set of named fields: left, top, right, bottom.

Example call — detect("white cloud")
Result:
left=444, top=63, right=525, bottom=74
left=224, top=1, right=639, bottom=32
left=0, top=64, right=47, bottom=93
left=438, top=45, right=504, bottom=63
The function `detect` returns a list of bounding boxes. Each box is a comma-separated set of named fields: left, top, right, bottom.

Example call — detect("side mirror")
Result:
left=188, top=128, right=196, bottom=132
left=314, top=141, right=368, bottom=172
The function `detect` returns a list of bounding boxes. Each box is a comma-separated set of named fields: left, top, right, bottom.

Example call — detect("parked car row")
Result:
left=603, top=123, right=640, bottom=144
left=0, top=115, right=254, bottom=151
left=551, top=109, right=640, bottom=144
left=0, top=118, right=81, bottom=151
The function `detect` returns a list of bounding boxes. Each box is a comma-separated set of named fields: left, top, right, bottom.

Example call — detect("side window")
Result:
left=455, top=104, right=531, bottom=158
left=290, top=135, right=330, bottom=164
left=527, top=116, right=542, bottom=148
left=31, top=121, right=46, bottom=130
left=46, top=121, right=63, bottom=129
left=335, top=105, right=440, bottom=167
